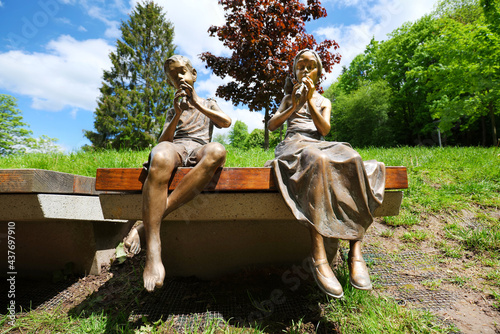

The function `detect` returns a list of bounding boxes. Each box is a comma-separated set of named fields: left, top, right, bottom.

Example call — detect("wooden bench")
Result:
left=0, top=169, right=134, bottom=278
left=95, top=166, right=408, bottom=279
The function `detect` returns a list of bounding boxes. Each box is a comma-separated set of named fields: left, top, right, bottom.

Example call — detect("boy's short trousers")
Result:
left=143, top=139, right=205, bottom=171
left=170, top=139, right=205, bottom=167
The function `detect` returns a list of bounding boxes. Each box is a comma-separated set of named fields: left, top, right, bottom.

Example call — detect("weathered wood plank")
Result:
left=0, top=169, right=98, bottom=195
left=385, top=166, right=408, bottom=190
left=96, top=166, right=408, bottom=192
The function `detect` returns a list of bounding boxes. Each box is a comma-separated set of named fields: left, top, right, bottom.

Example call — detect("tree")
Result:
left=0, top=94, right=32, bottom=155
left=85, top=1, right=176, bottom=149
left=409, top=0, right=499, bottom=145
left=201, top=0, right=341, bottom=149
left=244, top=128, right=265, bottom=149
left=330, top=16, right=441, bottom=146
left=332, top=0, right=499, bottom=146
left=228, top=120, right=249, bottom=148
left=433, top=0, right=483, bottom=23
left=212, top=133, right=229, bottom=146
left=481, top=0, right=500, bottom=35
left=328, top=80, right=395, bottom=147
left=0, top=94, right=60, bottom=155
left=374, top=16, right=440, bottom=145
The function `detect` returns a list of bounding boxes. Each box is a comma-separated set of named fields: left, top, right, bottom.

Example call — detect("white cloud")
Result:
left=56, top=17, right=72, bottom=25
left=70, top=108, right=78, bottom=119
left=0, top=1, right=4, bottom=7
left=78, top=25, right=87, bottom=32
left=318, top=0, right=440, bottom=85
left=0, top=35, right=113, bottom=111
left=196, top=73, right=230, bottom=97
left=86, top=5, right=123, bottom=38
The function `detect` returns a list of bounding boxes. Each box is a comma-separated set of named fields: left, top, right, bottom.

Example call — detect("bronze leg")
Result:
left=142, top=142, right=226, bottom=292
left=348, top=240, right=372, bottom=290
left=142, top=143, right=181, bottom=292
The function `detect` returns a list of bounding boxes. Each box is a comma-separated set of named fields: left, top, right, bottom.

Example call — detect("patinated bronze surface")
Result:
left=268, top=49, right=386, bottom=297
left=126, top=55, right=232, bottom=292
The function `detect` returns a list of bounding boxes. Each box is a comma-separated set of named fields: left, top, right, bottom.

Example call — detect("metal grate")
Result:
left=36, top=281, right=83, bottom=311
left=396, top=289, right=457, bottom=311
left=3, top=246, right=461, bottom=329
left=350, top=246, right=455, bottom=311
left=1, top=279, right=79, bottom=313
left=127, top=275, right=315, bottom=327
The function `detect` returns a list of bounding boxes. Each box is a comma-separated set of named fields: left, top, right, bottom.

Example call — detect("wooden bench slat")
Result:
left=96, top=166, right=408, bottom=192
left=0, top=169, right=98, bottom=195
left=385, top=166, right=408, bottom=190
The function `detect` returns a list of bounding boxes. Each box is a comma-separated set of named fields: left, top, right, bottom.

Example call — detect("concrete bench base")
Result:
left=99, top=191, right=403, bottom=279
left=0, top=193, right=132, bottom=277
left=158, top=219, right=311, bottom=279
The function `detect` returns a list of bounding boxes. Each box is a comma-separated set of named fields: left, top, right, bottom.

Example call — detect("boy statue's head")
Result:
left=164, top=55, right=197, bottom=89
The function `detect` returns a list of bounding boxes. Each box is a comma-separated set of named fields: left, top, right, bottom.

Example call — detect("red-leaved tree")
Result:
left=201, top=0, right=341, bottom=149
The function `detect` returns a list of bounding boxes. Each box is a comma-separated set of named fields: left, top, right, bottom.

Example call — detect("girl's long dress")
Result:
left=269, top=94, right=386, bottom=240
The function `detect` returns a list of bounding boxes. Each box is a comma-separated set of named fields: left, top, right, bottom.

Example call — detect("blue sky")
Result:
left=0, top=0, right=439, bottom=152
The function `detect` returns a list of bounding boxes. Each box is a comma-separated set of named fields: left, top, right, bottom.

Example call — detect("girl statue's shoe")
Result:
left=348, top=250, right=372, bottom=290
left=310, top=257, right=344, bottom=298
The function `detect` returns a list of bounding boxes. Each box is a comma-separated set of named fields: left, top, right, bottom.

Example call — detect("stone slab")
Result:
left=0, top=194, right=127, bottom=222
left=98, top=191, right=402, bottom=278
left=0, top=219, right=134, bottom=277
left=0, top=192, right=132, bottom=277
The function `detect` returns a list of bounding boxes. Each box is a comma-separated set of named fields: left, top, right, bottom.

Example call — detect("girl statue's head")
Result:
left=292, top=49, right=323, bottom=84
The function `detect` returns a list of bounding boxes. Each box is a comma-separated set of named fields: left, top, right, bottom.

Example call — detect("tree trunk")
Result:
left=489, top=101, right=498, bottom=147
left=481, top=116, right=486, bottom=146
left=264, top=108, right=270, bottom=150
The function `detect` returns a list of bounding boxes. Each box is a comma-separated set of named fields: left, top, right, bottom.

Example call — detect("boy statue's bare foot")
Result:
left=143, top=254, right=165, bottom=292
left=124, top=222, right=145, bottom=255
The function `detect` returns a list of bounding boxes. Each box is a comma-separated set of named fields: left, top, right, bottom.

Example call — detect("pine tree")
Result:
left=0, top=94, right=32, bottom=155
left=85, top=1, right=176, bottom=149
left=0, top=94, right=60, bottom=155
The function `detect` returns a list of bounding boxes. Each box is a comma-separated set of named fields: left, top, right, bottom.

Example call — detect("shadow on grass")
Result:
left=67, top=254, right=341, bottom=333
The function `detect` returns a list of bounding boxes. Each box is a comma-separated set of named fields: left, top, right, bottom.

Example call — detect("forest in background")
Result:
left=324, top=0, right=499, bottom=148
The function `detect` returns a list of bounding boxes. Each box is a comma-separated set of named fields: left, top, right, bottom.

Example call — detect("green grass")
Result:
left=324, top=262, right=456, bottom=334
left=445, top=219, right=500, bottom=254
left=0, top=147, right=274, bottom=177
left=437, top=240, right=465, bottom=259
left=400, top=229, right=429, bottom=243
left=0, top=150, right=150, bottom=177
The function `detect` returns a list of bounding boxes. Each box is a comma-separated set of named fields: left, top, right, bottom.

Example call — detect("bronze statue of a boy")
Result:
left=126, top=55, right=232, bottom=292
